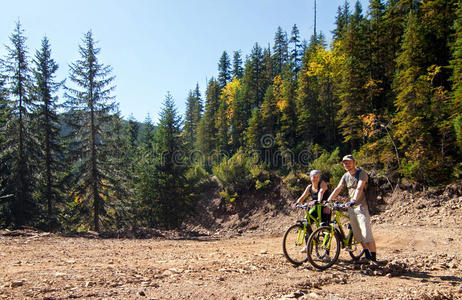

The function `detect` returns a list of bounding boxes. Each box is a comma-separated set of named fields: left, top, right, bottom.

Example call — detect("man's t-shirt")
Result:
left=339, top=169, right=368, bottom=207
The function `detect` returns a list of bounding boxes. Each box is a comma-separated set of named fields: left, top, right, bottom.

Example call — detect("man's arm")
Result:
left=327, top=181, right=344, bottom=202
left=350, top=179, right=366, bottom=205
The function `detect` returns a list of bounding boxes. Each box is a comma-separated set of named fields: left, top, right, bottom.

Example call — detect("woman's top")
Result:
left=309, top=181, right=330, bottom=203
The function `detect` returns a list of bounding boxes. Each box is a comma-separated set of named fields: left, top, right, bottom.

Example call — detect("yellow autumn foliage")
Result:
left=273, top=75, right=289, bottom=111
left=220, top=78, right=241, bottom=121
left=307, top=43, right=346, bottom=79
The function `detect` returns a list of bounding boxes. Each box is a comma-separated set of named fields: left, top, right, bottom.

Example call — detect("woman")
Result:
left=293, top=170, right=331, bottom=224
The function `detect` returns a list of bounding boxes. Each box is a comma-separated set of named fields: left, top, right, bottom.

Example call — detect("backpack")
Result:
left=353, top=169, right=379, bottom=215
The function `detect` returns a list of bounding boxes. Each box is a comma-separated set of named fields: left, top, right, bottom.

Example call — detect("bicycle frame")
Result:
left=320, top=209, right=356, bottom=250
left=294, top=204, right=324, bottom=245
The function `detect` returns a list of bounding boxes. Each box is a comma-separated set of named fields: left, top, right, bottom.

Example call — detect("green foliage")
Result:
left=309, top=147, right=344, bottom=187
left=282, top=171, right=310, bottom=198
left=184, top=84, right=202, bottom=148
left=455, top=116, right=462, bottom=152
left=0, top=21, right=38, bottom=227
left=31, top=36, right=65, bottom=229
left=135, top=93, right=198, bottom=229
left=212, top=149, right=268, bottom=203
left=64, top=31, right=117, bottom=232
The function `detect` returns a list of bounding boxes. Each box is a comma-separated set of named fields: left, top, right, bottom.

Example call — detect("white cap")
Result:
left=309, top=170, right=320, bottom=177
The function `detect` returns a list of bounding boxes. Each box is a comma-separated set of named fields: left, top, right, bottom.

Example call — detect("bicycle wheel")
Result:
left=347, top=233, right=365, bottom=261
left=307, top=226, right=340, bottom=270
left=282, top=224, right=309, bottom=265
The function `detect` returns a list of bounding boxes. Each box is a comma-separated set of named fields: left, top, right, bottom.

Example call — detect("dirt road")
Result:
left=1, top=221, right=461, bottom=300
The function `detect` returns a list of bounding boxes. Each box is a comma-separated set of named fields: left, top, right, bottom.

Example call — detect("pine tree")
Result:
left=272, top=26, right=289, bottom=75
left=0, top=69, right=12, bottom=224
left=138, top=114, right=156, bottom=151
left=184, top=90, right=197, bottom=148
left=106, top=111, right=135, bottom=229
left=393, top=10, right=453, bottom=183
left=218, top=51, right=231, bottom=89
left=31, top=36, right=64, bottom=228
left=184, top=83, right=202, bottom=149
left=333, top=1, right=350, bottom=41
left=336, top=1, right=370, bottom=150
left=232, top=50, right=244, bottom=79
left=64, top=31, right=117, bottom=232
left=295, top=44, right=318, bottom=149
left=140, top=93, right=193, bottom=228
left=289, top=24, right=303, bottom=74
left=245, top=107, right=263, bottom=152
left=262, top=46, right=274, bottom=95
left=0, top=21, right=37, bottom=227
left=242, top=43, right=265, bottom=108
left=273, top=75, right=297, bottom=166
left=196, top=78, right=220, bottom=158
left=127, top=114, right=140, bottom=148
left=259, top=86, right=280, bottom=167
left=450, top=0, right=462, bottom=117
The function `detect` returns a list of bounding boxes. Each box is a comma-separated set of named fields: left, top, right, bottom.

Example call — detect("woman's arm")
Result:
left=318, top=181, right=328, bottom=202
left=294, top=184, right=311, bottom=205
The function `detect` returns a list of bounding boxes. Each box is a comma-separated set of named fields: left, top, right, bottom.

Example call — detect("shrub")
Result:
left=212, top=149, right=270, bottom=202
left=309, top=148, right=344, bottom=187
left=283, top=171, right=310, bottom=198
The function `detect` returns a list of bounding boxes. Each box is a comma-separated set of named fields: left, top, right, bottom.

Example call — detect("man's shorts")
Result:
left=348, top=204, right=375, bottom=244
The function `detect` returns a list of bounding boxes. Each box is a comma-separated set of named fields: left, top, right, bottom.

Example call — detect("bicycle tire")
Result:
left=347, top=233, right=365, bottom=261
left=307, top=226, right=341, bottom=270
left=282, top=224, right=309, bottom=265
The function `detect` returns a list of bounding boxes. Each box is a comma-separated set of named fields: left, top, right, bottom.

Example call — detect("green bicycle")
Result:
left=306, top=202, right=364, bottom=270
left=282, top=202, right=327, bottom=265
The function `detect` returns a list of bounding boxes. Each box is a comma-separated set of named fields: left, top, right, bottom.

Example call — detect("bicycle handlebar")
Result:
left=325, top=202, right=348, bottom=211
left=295, top=203, right=309, bottom=209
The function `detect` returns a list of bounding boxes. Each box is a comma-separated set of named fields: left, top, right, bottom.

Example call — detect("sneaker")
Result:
left=369, top=260, right=379, bottom=267
left=321, top=255, right=331, bottom=262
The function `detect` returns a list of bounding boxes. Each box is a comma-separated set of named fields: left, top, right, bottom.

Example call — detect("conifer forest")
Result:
left=0, top=0, right=461, bottom=232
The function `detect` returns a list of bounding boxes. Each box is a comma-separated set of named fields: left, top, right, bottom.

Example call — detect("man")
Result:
left=327, top=154, right=377, bottom=263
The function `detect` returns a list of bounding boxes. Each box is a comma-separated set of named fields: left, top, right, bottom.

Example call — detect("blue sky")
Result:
left=1, top=0, right=369, bottom=123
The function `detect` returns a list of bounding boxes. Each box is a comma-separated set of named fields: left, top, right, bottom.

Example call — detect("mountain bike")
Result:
left=282, top=202, right=327, bottom=266
left=306, top=202, right=364, bottom=270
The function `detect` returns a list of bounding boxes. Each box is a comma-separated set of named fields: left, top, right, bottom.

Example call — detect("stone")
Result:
left=10, top=280, right=24, bottom=288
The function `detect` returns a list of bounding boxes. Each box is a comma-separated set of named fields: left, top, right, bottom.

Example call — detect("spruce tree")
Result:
left=64, top=31, right=117, bottom=232
left=289, top=24, right=303, bottom=74
left=106, top=111, right=135, bottom=229
left=393, top=10, right=453, bottom=183
left=141, top=93, right=193, bottom=228
left=272, top=26, right=289, bottom=75
left=218, top=51, right=231, bottom=89
left=333, top=1, right=350, bottom=41
left=31, top=36, right=64, bottom=228
left=242, top=43, right=265, bottom=108
left=196, top=78, right=220, bottom=158
left=0, top=21, right=37, bottom=227
left=0, top=69, right=12, bottom=224
left=138, top=114, right=156, bottom=151
left=336, top=1, right=370, bottom=150
left=232, top=50, right=244, bottom=79
left=450, top=0, right=462, bottom=117
left=127, top=114, right=140, bottom=148
left=184, top=83, right=202, bottom=149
